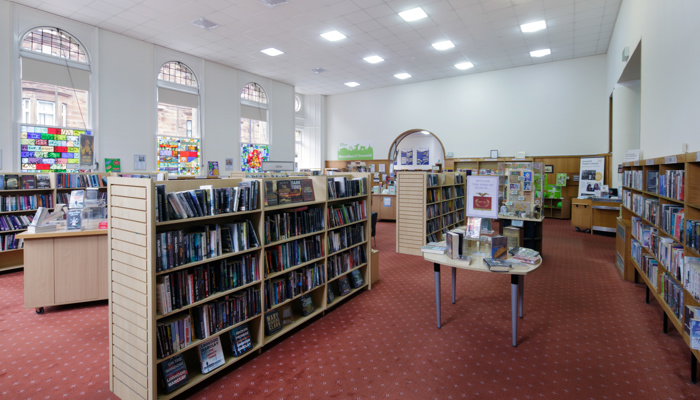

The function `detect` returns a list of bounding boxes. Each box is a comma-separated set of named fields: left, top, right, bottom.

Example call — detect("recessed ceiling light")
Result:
left=259, top=0, right=288, bottom=8
left=520, top=20, right=547, bottom=33
left=530, top=48, right=551, bottom=57
left=345, top=82, right=360, bottom=87
left=191, top=17, right=219, bottom=30
left=394, top=73, right=411, bottom=80
left=311, top=67, right=326, bottom=74
left=399, top=7, right=427, bottom=22
left=455, top=62, right=474, bottom=70
left=363, top=55, right=384, bottom=64
left=261, top=47, right=284, bottom=56
left=321, top=30, right=346, bottom=41
left=431, top=40, right=455, bottom=51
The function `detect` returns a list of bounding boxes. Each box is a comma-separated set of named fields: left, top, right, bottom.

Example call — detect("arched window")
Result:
left=240, top=83, right=268, bottom=144
left=156, top=61, right=201, bottom=176
left=19, top=27, right=91, bottom=172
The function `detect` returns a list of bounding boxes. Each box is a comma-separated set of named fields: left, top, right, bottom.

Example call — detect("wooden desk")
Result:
left=371, top=193, right=396, bottom=221
left=571, top=198, right=621, bottom=234
left=17, top=229, right=108, bottom=314
left=423, top=251, right=542, bottom=347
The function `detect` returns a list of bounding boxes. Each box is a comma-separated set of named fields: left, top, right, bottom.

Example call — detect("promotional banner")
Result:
left=338, top=141, right=373, bottom=160
left=466, top=175, right=499, bottom=219
left=578, top=157, right=605, bottom=196
left=416, top=148, right=429, bottom=165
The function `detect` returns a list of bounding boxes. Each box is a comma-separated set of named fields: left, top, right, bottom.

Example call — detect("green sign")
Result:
left=338, top=141, right=373, bottom=160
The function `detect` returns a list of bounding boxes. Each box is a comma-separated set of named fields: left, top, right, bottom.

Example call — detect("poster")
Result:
left=225, top=158, right=234, bottom=171
left=578, top=157, right=605, bottom=197
left=241, top=144, right=269, bottom=172
left=400, top=149, right=413, bottom=166
left=208, top=161, right=219, bottom=177
left=338, top=141, right=373, bottom=160
left=79, top=133, right=94, bottom=166
left=416, top=148, right=429, bottom=166
left=466, top=175, right=499, bottom=219
left=20, top=125, right=83, bottom=172
left=105, top=158, right=121, bottom=172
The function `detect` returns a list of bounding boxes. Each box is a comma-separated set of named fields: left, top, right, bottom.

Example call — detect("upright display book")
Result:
left=277, top=180, right=292, bottom=204
left=503, top=226, right=521, bottom=249
left=281, top=304, right=294, bottom=325
left=264, top=180, right=278, bottom=207
left=327, top=283, right=336, bottom=304
left=421, top=242, right=447, bottom=255
left=264, top=309, right=283, bottom=335
left=157, top=353, right=189, bottom=394
left=338, top=275, right=351, bottom=295
left=349, top=269, right=364, bottom=289
left=466, top=217, right=481, bottom=239
left=20, top=175, right=36, bottom=189
left=691, top=319, right=700, bottom=350
left=288, top=179, right=304, bottom=203
left=36, top=174, right=51, bottom=189
left=301, top=179, right=315, bottom=202
left=483, top=258, right=511, bottom=272
left=299, top=293, right=315, bottom=316
left=5, top=174, right=19, bottom=190
left=66, top=209, right=82, bottom=230
left=197, top=336, right=225, bottom=374
left=228, top=323, right=253, bottom=357
left=0, top=175, right=4, bottom=190
left=490, top=235, right=508, bottom=259
left=69, top=190, right=85, bottom=209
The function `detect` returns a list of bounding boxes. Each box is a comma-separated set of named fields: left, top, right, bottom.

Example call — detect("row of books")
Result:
left=0, top=193, right=53, bottom=212
left=684, top=258, right=700, bottom=302
left=0, top=174, right=51, bottom=190
left=658, top=170, right=685, bottom=200
left=156, top=221, right=260, bottom=272
left=191, top=286, right=261, bottom=341
left=327, top=224, right=365, bottom=254
left=156, top=255, right=260, bottom=315
left=687, top=220, right=700, bottom=252
left=684, top=305, right=700, bottom=351
left=264, top=263, right=325, bottom=309
left=155, top=181, right=259, bottom=222
left=327, top=200, right=367, bottom=229
left=0, top=214, right=32, bottom=232
left=631, top=216, right=659, bottom=255
left=662, top=272, right=684, bottom=321
left=630, top=194, right=658, bottom=225
left=440, top=200, right=454, bottom=215
left=264, top=234, right=324, bottom=276
left=623, top=170, right=643, bottom=190
left=55, top=173, right=105, bottom=188
left=426, top=188, right=442, bottom=203
left=264, top=206, right=324, bottom=244
left=326, top=176, right=367, bottom=199
left=327, top=245, right=366, bottom=279
left=658, top=204, right=684, bottom=241
left=426, top=203, right=440, bottom=218
left=0, top=233, right=22, bottom=251
left=264, top=179, right=315, bottom=206
left=657, top=237, right=684, bottom=281
left=156, top=313, right=192, bottom=359
left=427, top=173, right=440, bottom=187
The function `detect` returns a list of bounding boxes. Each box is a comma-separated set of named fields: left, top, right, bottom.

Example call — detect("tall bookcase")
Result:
left=107, top=174, right=372, bottom=399
left=395, top=171, right=466, bottom=256
left=0, top=172, right=108, bottom=272
left=618, top=151, right=700, bottom=379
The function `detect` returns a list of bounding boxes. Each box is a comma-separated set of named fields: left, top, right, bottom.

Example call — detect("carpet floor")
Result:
left=1, top=218, right=699, bottom=399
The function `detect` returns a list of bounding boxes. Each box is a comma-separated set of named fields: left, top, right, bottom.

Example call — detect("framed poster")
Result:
left=466, top=175, right=499, bottom=219
left=578, top=157, right=605, bottom=197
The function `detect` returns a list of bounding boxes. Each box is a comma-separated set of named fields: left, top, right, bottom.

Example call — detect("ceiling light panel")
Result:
left=191, top=17, right=219, bottom=30
left=455, top=62, right=474, bottom=70
left=261, top=47, right=284, bottom=56
left=345, top=82, right=360, bottom=87
left=394, top=73, right=411, bottom=79
left=364, top=55, right=384, bottom=64
left=431, top=40, right=455, bottom=50
left=521, top=20, right=547, bottom=33
left=321, top=30, right=346, bottom=41
left=399, top=7, right=428, bottom=22
left=530, top=48, right=551, bottom=57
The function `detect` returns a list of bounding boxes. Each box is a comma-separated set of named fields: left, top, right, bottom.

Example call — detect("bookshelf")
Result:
left=107, top=174, right=372, bottom=399
left=618, top=151, right=700, bottom=380
left=395, top=171, right=466, bottom=256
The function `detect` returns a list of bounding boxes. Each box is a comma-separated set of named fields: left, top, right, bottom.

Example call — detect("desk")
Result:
left=571, top=198, right=621, bottom=234
left=423, top=252, right=542, bottom=347
left=371, top=193, right=396, bottom=221
left=17, top=229, right=108, bottom=314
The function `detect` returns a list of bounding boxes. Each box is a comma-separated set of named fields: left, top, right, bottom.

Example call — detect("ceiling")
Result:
left=12, top=0, right=622, bottom=95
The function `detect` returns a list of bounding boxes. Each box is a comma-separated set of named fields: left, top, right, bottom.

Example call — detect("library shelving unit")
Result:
left=107, top=174, right=372, bottom=399
left=618, top=151, right=700, bottom=380
left=542, top=198, right=571, bottom=219
left=395, top=171, right=466, bottom=256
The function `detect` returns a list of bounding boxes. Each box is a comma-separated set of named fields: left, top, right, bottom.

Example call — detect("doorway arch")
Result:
left=388, top=129, right=446, bottom=169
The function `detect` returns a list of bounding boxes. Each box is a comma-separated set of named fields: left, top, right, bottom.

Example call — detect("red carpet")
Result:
left=1, top=219, right=699, bottom=399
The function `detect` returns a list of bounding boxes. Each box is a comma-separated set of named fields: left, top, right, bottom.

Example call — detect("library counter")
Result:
left=17, top=228, right=108, bottom=313
left=423, top=252, right=542, bottom=347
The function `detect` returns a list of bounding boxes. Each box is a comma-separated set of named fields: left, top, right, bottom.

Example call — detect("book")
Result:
left=301, top=179, right=315, bottom=202
left=288, top=179, right=304, bottom=203
left=299, top=293, right=315, bottom=316
left=66, top=209, right=82, bottom=230
left=691, top=319, right=700, bottom=350
left=5, top=174, right=19, bottom=190
left=280, top=304, right=294, bottom=325
left=0, top=175, right=4, bottom=190
left=327, top=283, right=336, bottom=304
left=197, top=336, right=225, bottom=374
left=157, top=353, right=189, bottom=394
left=490, top=235, right=508, bottom=259
left=483, top=257, right=511, bottom=272
left=264, top=180, right=278, bottom=207
left=503, top=226, right=521, bottom=249
left=228, top=323, right=253, bottom=357
left=466, top=217, right=481, bottom=239
left=277, top=180, right=292, bottom=204
left=69, top=190, right=85, bottom=209
left=421, top=242, right=447, bottom=255
left=338, top=275, right=351, bottom=295
left=264, top=309, right=283, bottom=335
left=509, top=247, right=541, bottom=264
left=20, top=175, right=36, bottom=189
left=349, top=269, right=364, bottom=289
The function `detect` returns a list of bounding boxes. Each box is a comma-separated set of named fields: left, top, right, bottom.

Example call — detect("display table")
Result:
left=423, top=251, right=542, bottom=347
left=17, top=228, right=108, bottom=314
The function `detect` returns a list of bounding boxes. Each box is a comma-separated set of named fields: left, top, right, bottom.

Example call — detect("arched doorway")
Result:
left=388, top=129, right=446, bottom=170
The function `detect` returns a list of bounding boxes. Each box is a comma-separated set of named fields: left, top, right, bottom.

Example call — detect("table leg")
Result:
left=434, top=263, right=441, bottom=329
left=518, top=275, right=524, bottom=318
left=452, top=267, right=456, bottom=304
left=511, top=275, right=519, bottom=347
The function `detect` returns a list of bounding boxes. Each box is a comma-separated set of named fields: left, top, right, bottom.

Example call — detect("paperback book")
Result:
left=338, top=275, right=351, bottom=296
left=421, top=242, right=447, bottom=255
left=157, top=353, right=189, bottom=394
left=197, top=336, right=225, bottom=374
left=299, top=293, right=315, bottom=316
left=228, top=323, right=253, bottom=357
left=301, top=179, right=315, bottom=202
left=264, top=309, right=283, bottom=335
left=483, top=257, right=511, bottom=272
left=349, top=269, right=364, bottom=288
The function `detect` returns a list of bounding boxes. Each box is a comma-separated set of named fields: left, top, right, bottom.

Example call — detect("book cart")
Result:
left=0, top=172, right=108, bottom=272
left=395, top=171, right=467, bottom=256
left=107, top=173, right=372, bottom=399
left=618, top=151, right=700, bottom=381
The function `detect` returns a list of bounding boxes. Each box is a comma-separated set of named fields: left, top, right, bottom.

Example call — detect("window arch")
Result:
left=156, top=61, right=201, bottom=176
left=18, top=27, right=92, bottom=172
left=240, top=82, right=269, bottom=145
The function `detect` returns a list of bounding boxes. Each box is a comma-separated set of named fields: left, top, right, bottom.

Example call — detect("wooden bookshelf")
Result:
left=395, top=171, right=466, bottom=256
left=618, top=151, right=700, bottom=380
left=107, top=174, right=372, bottom=399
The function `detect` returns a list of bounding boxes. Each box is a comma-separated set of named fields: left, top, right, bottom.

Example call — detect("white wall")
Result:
left=608, top=0, right=700, bottom=158
left=0, top=1, right=296, bottom=173
left=326, top=55, right=608, bottom=161
left=394, top=133, right=444, bottom=170
left=611, top=82, right=641, bottom=188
